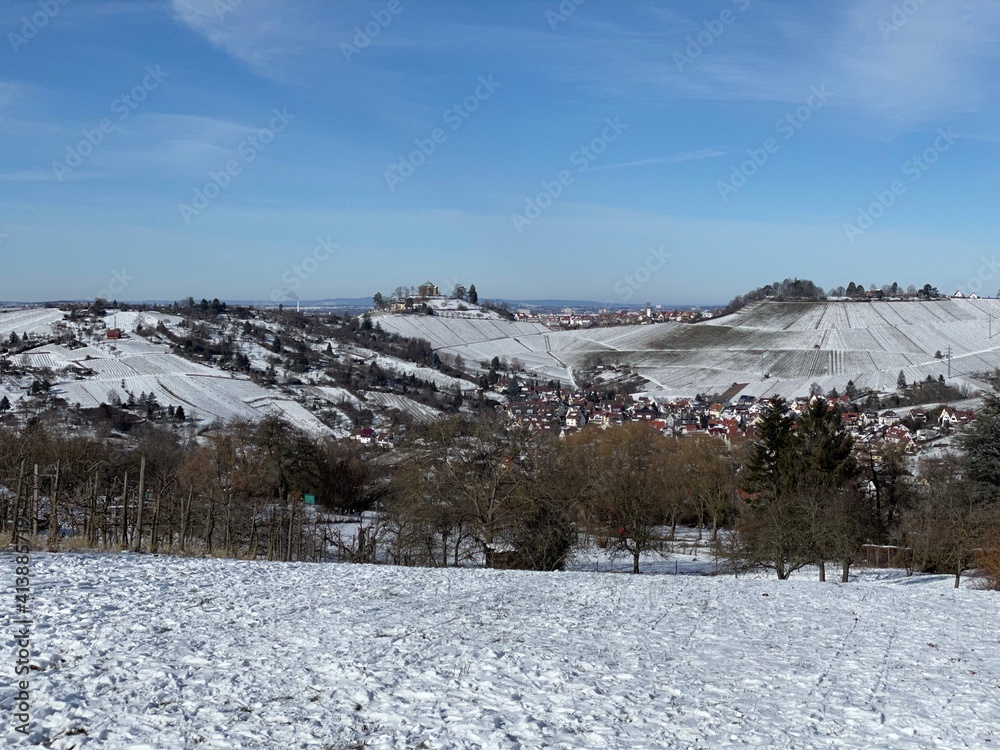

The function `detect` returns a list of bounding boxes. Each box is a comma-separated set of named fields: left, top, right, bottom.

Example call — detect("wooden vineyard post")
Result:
left=132, top=456, right=146, bottom=552
left=47, top=461, right=60, bottom=551
left=9, top=458, right=26, bottom=546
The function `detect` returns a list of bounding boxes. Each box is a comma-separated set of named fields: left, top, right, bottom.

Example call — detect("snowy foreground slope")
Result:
left=4, top=555, right=999, bottom=749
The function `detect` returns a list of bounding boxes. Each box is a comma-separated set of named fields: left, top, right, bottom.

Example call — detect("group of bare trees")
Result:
left=361, top=420, right=740, bottom=573
left=0, top=416, right=386, bottom=562
left=4, top=399, right=1000, bottom=587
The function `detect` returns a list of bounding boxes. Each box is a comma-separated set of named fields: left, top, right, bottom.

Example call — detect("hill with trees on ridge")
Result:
left=379, top=297, right=1000, bottom=401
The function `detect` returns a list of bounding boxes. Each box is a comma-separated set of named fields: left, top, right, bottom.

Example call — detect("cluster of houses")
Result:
left=513, top=308, right=716, bottom=328
left=338, top=379, right=976, bottom=457
left=347, top=427, right=395, bottom=448
left=501, top=380, right=976, bottom=456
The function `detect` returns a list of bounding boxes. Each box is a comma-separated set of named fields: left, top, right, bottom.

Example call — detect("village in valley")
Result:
left=498, top=378, right=975, bottom=455
left=352, top=279, right=986, bottom=461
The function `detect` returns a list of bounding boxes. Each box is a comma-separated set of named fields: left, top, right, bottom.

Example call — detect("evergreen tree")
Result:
left=741, top=397, right=798, bottom=499
left=735, top=397, right=809, bottom=579
left=958, top=393, right=1000, bottom=489
left=468, top=284, right=478, bottom=305
left=736, top=397, right=863, bottom=580
left=796, top=400, right=857, bottom=487
left=845, top=380, right=857, bottom=400
left=897, top=371, right=907, bottom=391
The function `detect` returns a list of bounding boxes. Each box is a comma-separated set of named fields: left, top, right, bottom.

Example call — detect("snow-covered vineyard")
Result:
left=0, top=306, right=475, bottom=437
left=6, top=299, right=999, bottom=436
left=2, top=553, right=997, bottom=749
left=17, top=337, right=329, bottom=432
left=380, top=299, right=1000, bottom=399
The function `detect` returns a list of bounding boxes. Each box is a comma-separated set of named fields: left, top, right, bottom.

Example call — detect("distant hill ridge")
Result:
left=379, top=298, right=1000, bottom=400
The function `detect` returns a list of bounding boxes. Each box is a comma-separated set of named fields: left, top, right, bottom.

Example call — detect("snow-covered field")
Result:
left=4, top=553, right=998, bottom=749
left=0, top=308, right=65, bottom=338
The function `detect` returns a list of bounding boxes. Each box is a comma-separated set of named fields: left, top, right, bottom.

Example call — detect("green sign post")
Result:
left=303, top=494, right=315, bottom=505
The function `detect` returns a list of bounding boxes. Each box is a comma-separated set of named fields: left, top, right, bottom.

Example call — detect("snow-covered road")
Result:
left=3, top=553, right=999, bottom=749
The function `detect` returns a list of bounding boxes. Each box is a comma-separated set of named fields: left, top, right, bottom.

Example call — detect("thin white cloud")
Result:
left=102, top=113, right=265, bottom=175
left=0, top=170, right=61, bottom=182
left=121, top=112, right=257, bottom=143
left=169, top=0, right=336, bottom=82
left=0, top=81, right=21, bottom=107
left=591, top=149, right=726, bottom=172
left=424, top=2, right=1000, bottom=129
left=832, top=0, right=1000, bottom=126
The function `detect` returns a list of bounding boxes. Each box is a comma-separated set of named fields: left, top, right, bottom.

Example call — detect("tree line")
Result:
left=3, top=401, right=999, bottom=588
left=0, top=417, right=386, bottom=562
left=826, top=282, right=943, bottom=300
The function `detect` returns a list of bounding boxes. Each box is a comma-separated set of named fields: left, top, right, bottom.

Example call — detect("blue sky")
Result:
left=2, top=0, right=999, bottom=305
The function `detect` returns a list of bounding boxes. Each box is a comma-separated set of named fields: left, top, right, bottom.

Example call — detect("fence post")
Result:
left=132, top=456, right=146, bottom=552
